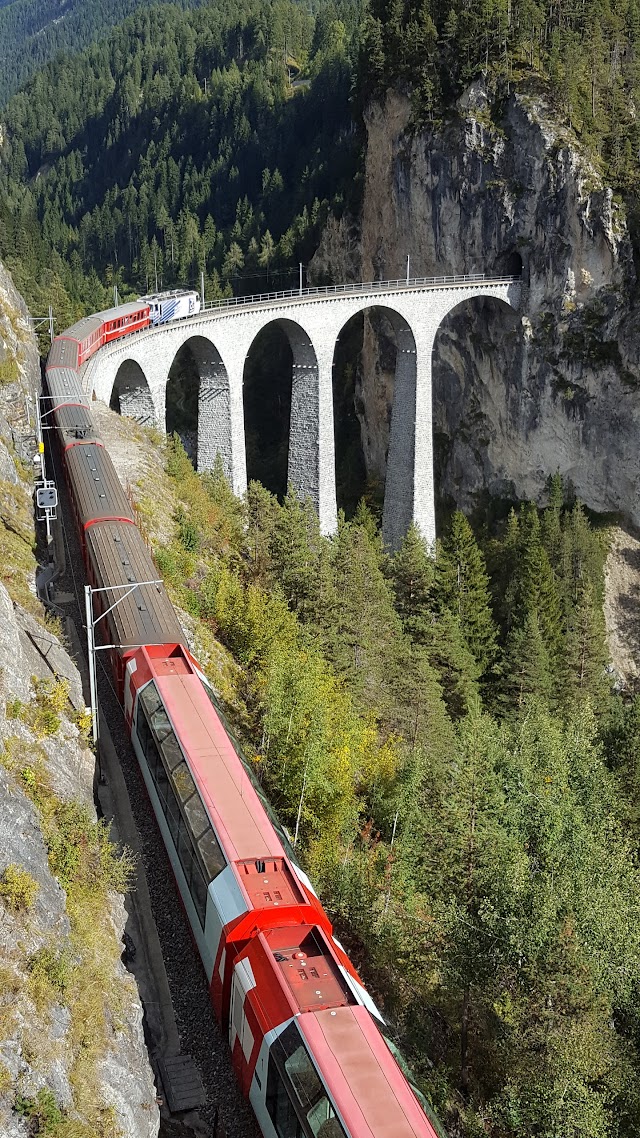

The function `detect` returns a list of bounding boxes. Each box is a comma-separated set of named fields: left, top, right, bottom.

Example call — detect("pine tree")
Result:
left=505, top=504, right=564, bottom=672
left=434, top=511, right=497, bottom=676
left=324, top=517, right=402, bottom=713
left=501, top=608, right=554, bottom=713
left=388, top=523, right=435, bottom=636
left=244, top=480, right=278, bottom=584
left=562, top=578, right=610, bottom=711
left=268, top=488, right=334, bottom=629
left=541, top=471, right=564, bottom=570
left=421, top=608, right=480, bottom=719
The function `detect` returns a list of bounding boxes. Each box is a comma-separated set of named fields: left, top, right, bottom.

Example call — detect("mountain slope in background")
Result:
left=0, top=1, right=360, bottom=313
left=0, top=0, right=203, bottom=104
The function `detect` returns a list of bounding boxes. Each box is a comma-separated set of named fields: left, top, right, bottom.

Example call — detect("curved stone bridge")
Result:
left=82, top=275, right=521, bottom=548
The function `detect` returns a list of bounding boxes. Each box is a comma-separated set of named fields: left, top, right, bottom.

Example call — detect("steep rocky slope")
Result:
left=312, top=83, right=640, bottom=525
left=0, top=263, right=159, bottom=1138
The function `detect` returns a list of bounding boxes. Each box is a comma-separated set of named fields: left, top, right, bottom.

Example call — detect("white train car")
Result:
left=140, top=289, right=201, bottom=325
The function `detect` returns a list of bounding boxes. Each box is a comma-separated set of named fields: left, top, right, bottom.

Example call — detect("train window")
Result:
left=269, top=1024, right=344, bottom=1138
left=197, top=830, right=226, bottom=880
left=190, top=863, right=208, bottom=924
left=140, top=684, right=162, bottom=718
left=177, top=820, right=193, bottom=873
left=161, top=731, right=183, bottom=771
left=306, top=1100, right=345, bottom=1138
left=184, top=793, right=209, bottom=840
left=136, top=679, right=227, bottom=925
left=150, top=705, right=172, bottom=741
left=155, top=761, right=169, bottom=808
left=285, top=1047, right=323, bottom=1110
left=171, top=761, right=196, bottom=804
left=146, top=734, right=160, bottom=779
left=266, top=1059, right=302, bottom=1138
left=166, top=796, right=180, bottom=845
left=137, top=714, right=152, bottom=760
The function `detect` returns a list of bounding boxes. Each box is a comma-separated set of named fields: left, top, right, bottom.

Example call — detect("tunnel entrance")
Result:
left=494, top=249, right=524, bottom=279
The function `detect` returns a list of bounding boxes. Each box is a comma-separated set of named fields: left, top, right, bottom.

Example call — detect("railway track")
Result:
left=47, top=429, right=257, bottom=1138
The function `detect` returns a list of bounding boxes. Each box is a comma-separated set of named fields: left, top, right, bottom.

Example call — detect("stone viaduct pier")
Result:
left=82, top=275, right=521, bottom=548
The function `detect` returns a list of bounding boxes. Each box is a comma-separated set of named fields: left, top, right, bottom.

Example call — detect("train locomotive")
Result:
left=140, top=288, right=202, bottom=325
left=44, top=306, right=446, bottom=1138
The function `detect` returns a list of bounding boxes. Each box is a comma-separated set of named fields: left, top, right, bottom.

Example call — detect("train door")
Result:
left=230, top=958, right=257, bottom=1094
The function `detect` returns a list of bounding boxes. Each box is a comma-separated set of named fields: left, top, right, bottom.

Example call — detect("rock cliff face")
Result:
left=312, top=85, right=640, bottom=522
left=0, top=263, right=159, bottom=1138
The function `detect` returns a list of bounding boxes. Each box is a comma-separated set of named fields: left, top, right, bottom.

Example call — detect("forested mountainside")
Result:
left=0, top=0, right=207, bottom=105
left=0, top=0, right=360, bottom=328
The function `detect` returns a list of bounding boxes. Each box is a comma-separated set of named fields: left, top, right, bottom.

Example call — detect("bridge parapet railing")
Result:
left=202, top=273, right=520, bottom=311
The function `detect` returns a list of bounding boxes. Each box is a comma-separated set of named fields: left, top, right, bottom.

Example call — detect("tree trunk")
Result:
left=460, top=985, right=470, bottom=1096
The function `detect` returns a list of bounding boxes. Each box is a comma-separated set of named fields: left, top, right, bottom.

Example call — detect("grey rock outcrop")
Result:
left=312, top=84, right=640, bottom=523
left=0, top=260, right=159, bottom=1138
left=0, top=578, right=160, bottom=1138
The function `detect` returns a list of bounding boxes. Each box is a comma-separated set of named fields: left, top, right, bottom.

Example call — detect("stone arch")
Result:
left=331, top=304, right=417, bottom=534
left=167, top=335, right=232, bottom=478
left=110, top=359, right=156, bottom=425
left=430, top=289, right=523, bottom=530
left=328, top=287, right=520, bottom=550
left=243, top=317, right=322, bottom=503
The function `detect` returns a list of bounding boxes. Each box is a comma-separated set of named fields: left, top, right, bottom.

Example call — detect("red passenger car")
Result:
left=122, top=644, right=444, bottom=1138
left=50, top=302, right=151, bottom=369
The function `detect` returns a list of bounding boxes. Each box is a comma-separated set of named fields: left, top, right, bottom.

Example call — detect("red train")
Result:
left=45, top=311, right=446, bottom=1138
left=47, top=290, right=202, bottom=371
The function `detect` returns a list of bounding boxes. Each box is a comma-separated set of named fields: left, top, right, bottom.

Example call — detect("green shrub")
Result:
left=176, top=506, right=201, bottom=552
left=21, top=766, right=38, bottom=791
left=5, top=678, right=70, bottom=738
left=29, top=677, right=70, bottom=737
left=71, top=707, right=92, bottom=739
left=0, top=355, right=19, bottom=386
left=0, top=863, right=39, bottom=911
left=15, top=1087, right=63, bottom=1133
left=46, top=802, right=134, bottom=894
left=28, top=945, right=73, bottom=1006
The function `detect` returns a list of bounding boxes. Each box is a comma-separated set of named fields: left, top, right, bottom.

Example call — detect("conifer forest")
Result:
left=1, top=1, right=640, bottom=1136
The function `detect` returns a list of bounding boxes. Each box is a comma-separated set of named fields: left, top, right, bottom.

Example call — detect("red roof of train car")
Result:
left=299, top=1006, right=438, bottom=1138
left=153, top=667, right=286, bottom=866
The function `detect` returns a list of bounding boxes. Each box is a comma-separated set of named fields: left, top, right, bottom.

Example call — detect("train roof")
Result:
left=65, top=443, right=134, bottom=527
left=47, top=338, right=81, bottom=370
left=53, top=403, right=100, bottom=448
left=59, top=301, right=150, bottom=345
left=44, top=367, right=89, bottom=409
left=85, top=522, right=185, bottom=650
left=299, top=1006, right=438, bottom=1138
left=139, top=289, right=197, bottom=302
left=150, top=663, right=286, bottom=865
